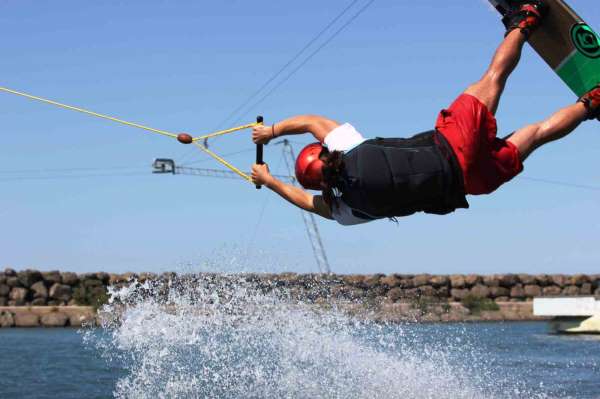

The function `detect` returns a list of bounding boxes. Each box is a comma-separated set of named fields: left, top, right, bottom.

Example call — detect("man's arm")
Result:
left=251, top=164, right=333, bottom=220
left=252, top=115, right=340, bottom=145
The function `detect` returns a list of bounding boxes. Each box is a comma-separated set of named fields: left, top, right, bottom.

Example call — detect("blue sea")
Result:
left=0, top=278, right=598, bottom=398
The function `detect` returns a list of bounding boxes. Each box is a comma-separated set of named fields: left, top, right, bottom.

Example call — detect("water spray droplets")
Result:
left=83, top=274, right=546, bottom=399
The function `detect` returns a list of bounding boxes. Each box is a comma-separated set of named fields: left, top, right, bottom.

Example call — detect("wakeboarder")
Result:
left=250, top=0, right=599, bottom=225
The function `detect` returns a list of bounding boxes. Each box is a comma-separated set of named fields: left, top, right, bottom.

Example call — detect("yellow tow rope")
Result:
left=0, top=86, right=259, bottom=182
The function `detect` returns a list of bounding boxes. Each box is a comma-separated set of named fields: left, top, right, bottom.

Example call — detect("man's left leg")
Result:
left=464, top=1, right=546, bottom=115
left=465, top=30, right=527, bottom=115
left=507, top=102, right=588, bottom=161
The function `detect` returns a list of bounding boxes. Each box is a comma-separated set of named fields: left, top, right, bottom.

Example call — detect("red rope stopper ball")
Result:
left=177, top=133, right=193, bottom=144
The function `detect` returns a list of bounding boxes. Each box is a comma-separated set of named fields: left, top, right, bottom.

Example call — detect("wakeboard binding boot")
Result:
left=578, top=84, right=600, bottom=121
left=502, top=0, right=548, bottom=38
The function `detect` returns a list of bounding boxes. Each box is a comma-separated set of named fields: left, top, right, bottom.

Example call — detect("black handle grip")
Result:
left=255, top=115, right=264, bottom=189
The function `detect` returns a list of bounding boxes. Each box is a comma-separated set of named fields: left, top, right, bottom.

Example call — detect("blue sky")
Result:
left=0, top=0, right=598, bottom=275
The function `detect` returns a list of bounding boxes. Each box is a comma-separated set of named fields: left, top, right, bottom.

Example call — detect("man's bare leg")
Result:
left=464, top=29, right=527, bottom=115
left=507, top=102, right=588, bottom=161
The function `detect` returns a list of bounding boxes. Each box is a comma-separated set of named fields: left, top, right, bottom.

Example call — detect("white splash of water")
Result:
left=84, top=274, right=546, bottom=399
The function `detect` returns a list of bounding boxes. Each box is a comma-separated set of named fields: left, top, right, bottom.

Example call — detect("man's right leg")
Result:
left=464, top=30, right=527, bottom=115
left=464, top=1, right=546, bottom=115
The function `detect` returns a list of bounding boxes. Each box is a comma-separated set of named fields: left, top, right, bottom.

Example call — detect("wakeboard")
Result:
left=488, top=0, right=600, bottom=97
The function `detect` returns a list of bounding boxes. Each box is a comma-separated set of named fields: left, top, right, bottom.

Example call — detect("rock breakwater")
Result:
left=2, top=268, right=598, bottom=306
left=0, top=268, right=598, bottom=326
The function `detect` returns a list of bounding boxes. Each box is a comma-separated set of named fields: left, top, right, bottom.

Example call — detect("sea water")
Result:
left=0, top=275, right=598, bottom=399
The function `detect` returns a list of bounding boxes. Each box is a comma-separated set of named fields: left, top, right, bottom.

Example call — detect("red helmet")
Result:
left=295, top=142, right=325, bottom=190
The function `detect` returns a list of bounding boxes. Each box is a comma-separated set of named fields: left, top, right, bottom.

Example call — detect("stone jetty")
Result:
left=0, top=268, right=598, bottom=327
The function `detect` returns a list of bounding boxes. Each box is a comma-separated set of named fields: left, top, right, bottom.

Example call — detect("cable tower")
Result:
left=274, top=139, right=331, bottom=274
left=152, top=141, right=332, bottom=273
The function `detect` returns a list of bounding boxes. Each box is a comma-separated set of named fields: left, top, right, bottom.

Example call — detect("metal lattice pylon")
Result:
left=275, top=140, right=331, bottom=274
left=152, top=142, right=332, bottom=273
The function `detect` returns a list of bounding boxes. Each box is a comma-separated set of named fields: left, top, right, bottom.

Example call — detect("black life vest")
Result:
left=334, top=130, right=469, bottom=219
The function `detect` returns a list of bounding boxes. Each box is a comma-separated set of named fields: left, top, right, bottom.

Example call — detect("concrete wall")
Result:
left=0, top=306, right=96, bottom=328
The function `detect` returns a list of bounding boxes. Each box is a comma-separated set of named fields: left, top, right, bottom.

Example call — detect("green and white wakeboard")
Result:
left=489, top=0, right=600, bottom=97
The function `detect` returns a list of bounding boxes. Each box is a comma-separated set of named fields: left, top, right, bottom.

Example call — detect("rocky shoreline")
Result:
left=0, top=268, right=598, bottom=327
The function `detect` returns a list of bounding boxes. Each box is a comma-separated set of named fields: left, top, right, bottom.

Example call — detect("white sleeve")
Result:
left=324, top=123, right=371, bottom=225
left=324, top=123, right=366, bottom=152
left=331, top=200, right=373, bottom=226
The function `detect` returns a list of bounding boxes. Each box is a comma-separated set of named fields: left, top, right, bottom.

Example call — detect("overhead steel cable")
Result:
left=179, top=147, right=256, bottom=167
left=214, top=0, right=362, bottom=131
left=0, top=165, right=146, bottom=174
left=2, top=160, right=599, bottom=192
left=517, top=176, right=600, bottom=191
left=0, top=172, right=149, bottom=182
left=249, top=151, right=285, bottom=245
left=176, top=0, right=369, bottom=165
left=230, top=0, right=377, bottom=126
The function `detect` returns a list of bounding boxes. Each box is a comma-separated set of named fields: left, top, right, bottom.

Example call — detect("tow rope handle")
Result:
left=255, top=115, right=264, bottom=189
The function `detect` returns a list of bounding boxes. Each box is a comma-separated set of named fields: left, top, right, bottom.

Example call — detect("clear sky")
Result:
left=0, top=0, right=598, bottom=275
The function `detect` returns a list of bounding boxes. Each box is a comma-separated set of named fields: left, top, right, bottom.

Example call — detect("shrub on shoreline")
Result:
left=73, top=285, right=108, bottom=310
left=462, top=294, right=499, bottom=315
